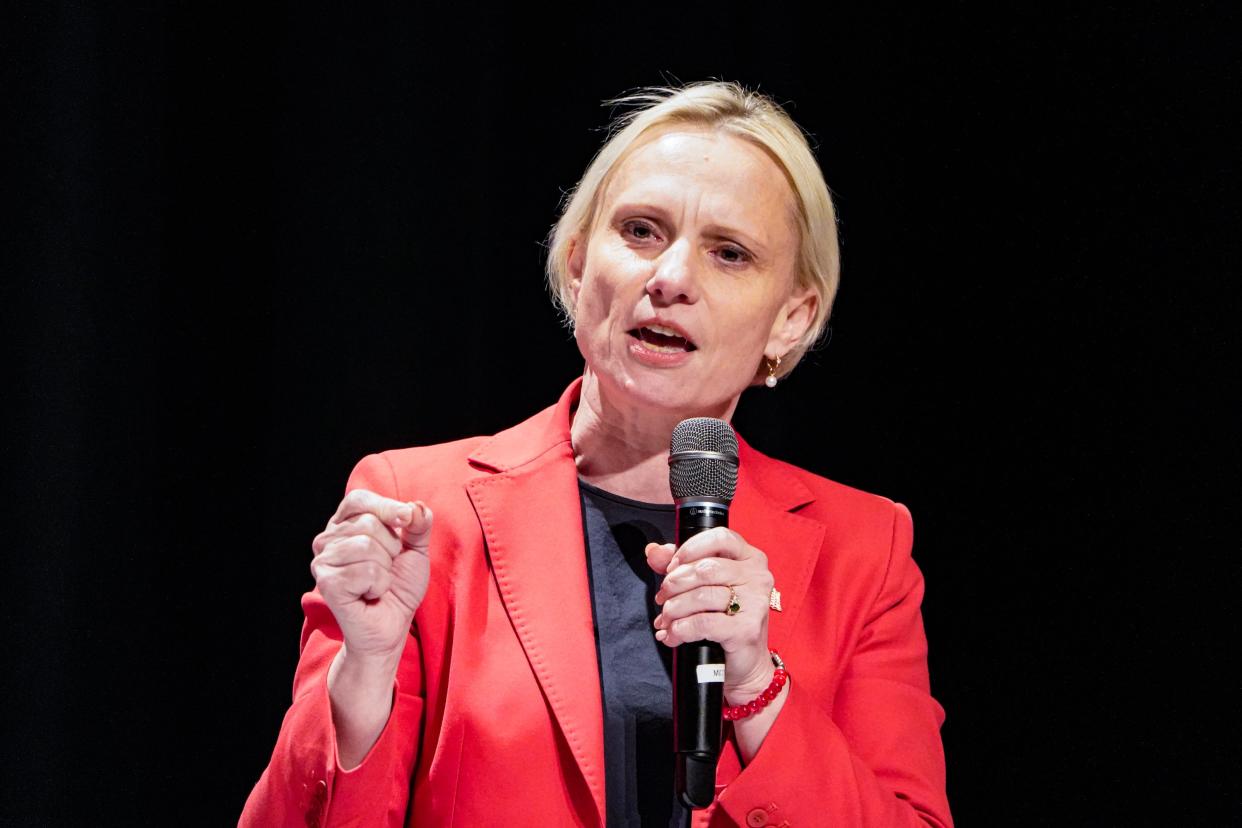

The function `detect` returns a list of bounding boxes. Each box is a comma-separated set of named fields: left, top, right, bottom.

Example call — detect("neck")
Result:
left=570, top=367, right=739, bottom=504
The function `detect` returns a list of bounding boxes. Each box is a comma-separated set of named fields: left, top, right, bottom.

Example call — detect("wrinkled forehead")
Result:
left=592, top=126, right=801, bottom=236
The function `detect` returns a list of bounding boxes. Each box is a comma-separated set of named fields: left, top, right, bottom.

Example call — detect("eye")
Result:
left=621, top=219, right=660, bottom=242
left=715, top=245, right=752, bottom=266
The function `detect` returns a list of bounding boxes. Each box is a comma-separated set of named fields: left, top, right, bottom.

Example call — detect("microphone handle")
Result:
left=673, top=499, right=729, bottom=810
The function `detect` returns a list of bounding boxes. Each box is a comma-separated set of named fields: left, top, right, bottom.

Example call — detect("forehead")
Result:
left=599, top=128, right=799, bottom=229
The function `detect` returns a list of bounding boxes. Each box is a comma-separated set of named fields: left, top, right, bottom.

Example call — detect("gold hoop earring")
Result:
left=765, top=356, right=782, bottom=388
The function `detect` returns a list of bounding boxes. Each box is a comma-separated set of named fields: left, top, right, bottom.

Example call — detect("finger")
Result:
left=312, top=513, right=401, bottom=557
left=313, top=534, right=394, bottom=570
left=398, top=502, right=433, bottom=556
left=655, top=557, right=743, bottom=604
left=644, top=542, right=676, bottom=575
left=656, top=585, right=734, bottom=624
left=314, top=559, right=393, bottom=604
left=668, top=527, right=758, bottom=570
left=386, top=547, right=430, bottom=613
left=332, top=489, right=415, bottom=530
left=657, top=611, right=736, bottom=649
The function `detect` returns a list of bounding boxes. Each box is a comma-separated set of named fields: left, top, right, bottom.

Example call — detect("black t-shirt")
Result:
left=579, top=479, right=687, bottom=827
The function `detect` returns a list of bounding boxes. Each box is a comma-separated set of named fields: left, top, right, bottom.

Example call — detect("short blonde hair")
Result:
left=546, top=81, right=840, bottom=378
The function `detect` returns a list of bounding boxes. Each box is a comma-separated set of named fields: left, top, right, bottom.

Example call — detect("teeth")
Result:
left=630, top=324, right=695, bottom=354
left=647, top=324, right=681, bottom=337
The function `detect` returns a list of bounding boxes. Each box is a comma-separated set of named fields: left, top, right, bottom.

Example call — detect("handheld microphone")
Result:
left=668, top=417, right=739, bottom=810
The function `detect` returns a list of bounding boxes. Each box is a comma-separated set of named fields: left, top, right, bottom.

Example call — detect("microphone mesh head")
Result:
left=669, top=418, right=739, bottom=501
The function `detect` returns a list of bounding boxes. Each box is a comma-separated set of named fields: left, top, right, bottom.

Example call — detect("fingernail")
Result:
left=393, top=506, right=411, bottom=526
left=653, top=613, right=663, bottom=629
left=655, top=630, right=668, bottom=642
left=668, top=556, right=680, bottom=570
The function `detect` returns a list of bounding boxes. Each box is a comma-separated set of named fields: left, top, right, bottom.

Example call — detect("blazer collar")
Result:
left=466, top=378, right=583, bottom=473
left=464, top=378, right=826, bottom=819
left=466, top=376, right=821, bottom=511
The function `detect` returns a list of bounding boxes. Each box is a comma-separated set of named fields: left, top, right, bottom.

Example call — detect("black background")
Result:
left=3, top=3, right=1237, bottom=825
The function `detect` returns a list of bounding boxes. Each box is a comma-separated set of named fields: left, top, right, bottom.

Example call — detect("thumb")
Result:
left=387, top=502, right=433, bottom=614
left=644, top=542, right=676, bottom=575
left=396, top=501, right=433, bottom=556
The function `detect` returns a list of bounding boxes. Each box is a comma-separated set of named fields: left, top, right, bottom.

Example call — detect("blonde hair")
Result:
left=545, top=81, right=840, bottom=378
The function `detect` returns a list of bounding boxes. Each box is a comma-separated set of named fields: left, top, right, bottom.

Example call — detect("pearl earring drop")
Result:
left=765, top=356, right=781, bottom=388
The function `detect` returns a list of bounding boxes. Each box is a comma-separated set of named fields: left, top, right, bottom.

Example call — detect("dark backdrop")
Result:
left=3, top=3, right=1236, bottom=825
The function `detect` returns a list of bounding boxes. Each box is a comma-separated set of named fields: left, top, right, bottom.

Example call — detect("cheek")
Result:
left=718, top=308, right=782, bottom=382
left=572, top=269, right=629, bottom=362
left=722, top=294, right=781, bottom=350
left=574, top=272, right=613, bottom=330
left=727, top=332, right=769, bottom=377
left=576, top=248, right=636, bottom=324
left=573, top=280, right=624, bottom=366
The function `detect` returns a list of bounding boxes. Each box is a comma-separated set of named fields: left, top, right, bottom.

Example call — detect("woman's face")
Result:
left=568, top=128, right=816, bottom=418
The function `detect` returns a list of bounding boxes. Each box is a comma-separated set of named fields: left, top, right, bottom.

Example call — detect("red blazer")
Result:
left=241, top=379, right=952, bottom=827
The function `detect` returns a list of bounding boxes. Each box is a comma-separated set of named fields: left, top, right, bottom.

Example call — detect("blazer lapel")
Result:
left=730, top=436, right=826, bottom=668
left=464, top=380, right=607, bottom=824
left=698, top=436, right=827, bottom=813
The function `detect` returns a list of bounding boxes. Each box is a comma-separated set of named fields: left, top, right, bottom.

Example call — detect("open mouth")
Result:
left=627, top=325, right=697, bottom=353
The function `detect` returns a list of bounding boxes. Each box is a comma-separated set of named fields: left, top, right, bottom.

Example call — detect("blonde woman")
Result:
left=243, top=82, right=951, bottom=827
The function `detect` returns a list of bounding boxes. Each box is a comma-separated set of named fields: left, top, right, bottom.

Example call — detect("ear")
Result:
left=766, top=283, right=818, bottom=359
left=566, top=235, right=586, bottom=310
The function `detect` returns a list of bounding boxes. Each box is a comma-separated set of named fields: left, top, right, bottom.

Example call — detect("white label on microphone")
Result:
left=696, top=664, right=726, bottom=683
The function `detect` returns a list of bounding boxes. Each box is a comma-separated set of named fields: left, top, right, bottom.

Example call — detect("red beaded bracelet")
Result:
left=722, top=651, right=788, bottom=721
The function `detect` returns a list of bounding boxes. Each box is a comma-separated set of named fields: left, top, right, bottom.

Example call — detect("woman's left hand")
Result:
left=646, top=527, right=776, bottom=701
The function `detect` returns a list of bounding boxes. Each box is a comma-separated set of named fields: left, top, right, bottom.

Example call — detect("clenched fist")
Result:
left=311, top=489, right=433, bottom=662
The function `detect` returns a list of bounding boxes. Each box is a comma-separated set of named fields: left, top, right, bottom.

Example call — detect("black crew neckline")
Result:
left=577, top=478, right=676, bottom=512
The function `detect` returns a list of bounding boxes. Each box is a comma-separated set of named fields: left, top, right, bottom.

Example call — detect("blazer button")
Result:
left=305, top=779, right=328, bottom=828
left=746, top=808, right=770, bottom=826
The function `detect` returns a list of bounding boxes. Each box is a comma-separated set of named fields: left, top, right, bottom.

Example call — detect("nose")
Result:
left=645, top=238, right=700, bottom=306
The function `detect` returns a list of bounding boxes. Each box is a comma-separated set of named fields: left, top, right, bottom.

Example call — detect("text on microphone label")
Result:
left=696, top=664, right=726, bottom=683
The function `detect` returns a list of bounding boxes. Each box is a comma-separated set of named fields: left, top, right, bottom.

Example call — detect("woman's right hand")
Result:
left=311, top=489, right=433, bottom=661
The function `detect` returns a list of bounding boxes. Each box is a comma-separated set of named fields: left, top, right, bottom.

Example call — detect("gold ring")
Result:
left=725, top=586, right=742, bottom=616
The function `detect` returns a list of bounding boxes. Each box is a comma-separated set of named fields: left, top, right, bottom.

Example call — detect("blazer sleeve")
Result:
left=714, top=503, right=952, bottom=828
left=240, top=453, right=425, bottom=828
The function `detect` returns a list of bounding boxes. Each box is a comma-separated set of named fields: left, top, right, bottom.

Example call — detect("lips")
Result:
left=627, top=323, right=697, bottom=353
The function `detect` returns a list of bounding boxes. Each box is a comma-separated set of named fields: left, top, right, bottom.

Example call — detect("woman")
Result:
left=242, top=82, right=951, bottom=827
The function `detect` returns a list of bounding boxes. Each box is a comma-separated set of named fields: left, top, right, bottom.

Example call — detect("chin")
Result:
left=609, top=366, right=740, bottom=419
